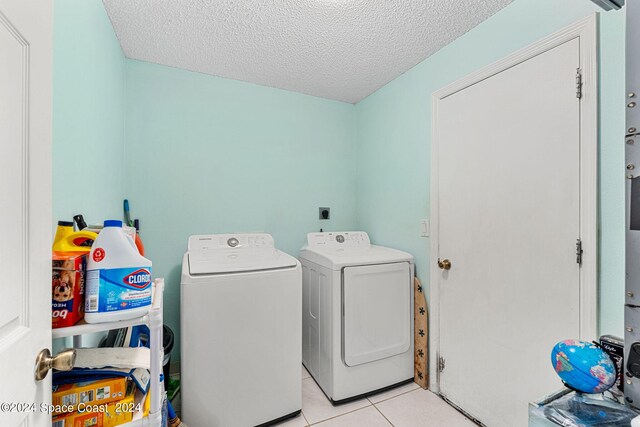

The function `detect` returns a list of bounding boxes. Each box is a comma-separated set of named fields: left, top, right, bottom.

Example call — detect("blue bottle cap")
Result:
left=104, top=220, right=123, bottom=227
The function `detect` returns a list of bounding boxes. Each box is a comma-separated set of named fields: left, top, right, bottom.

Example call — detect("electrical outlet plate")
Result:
left=319, top=207, right=330, bottom=220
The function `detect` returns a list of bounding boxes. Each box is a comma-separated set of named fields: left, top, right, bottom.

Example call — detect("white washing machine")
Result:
left=299, top=231, right=414, bottom=404
left=181, top=233, right=301, bottom=427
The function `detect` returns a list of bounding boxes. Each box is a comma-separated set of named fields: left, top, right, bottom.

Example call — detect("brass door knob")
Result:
left=438, top=258, right=451, bottom=270
left=34, top=348, right=75, bottom=381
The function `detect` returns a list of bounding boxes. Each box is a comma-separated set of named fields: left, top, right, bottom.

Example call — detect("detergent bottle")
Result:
left=85, top=220, right=153, bottom=323
left=53, top=221, right=74, bottom=247
left=52, top=220, right=98, bottom=253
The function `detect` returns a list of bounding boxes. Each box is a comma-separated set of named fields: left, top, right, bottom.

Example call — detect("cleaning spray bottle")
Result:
left=74, top=214, right=104, bottom=234
left=85, top=220, right=153, bottom=323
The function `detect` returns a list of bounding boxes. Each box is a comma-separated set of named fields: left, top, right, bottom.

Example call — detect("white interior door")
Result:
left=0, top=0, right=53, bottom=425
left=433, top=30, right=595, bottom=426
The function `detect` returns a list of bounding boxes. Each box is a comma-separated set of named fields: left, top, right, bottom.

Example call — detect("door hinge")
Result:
left=576, top=239, right=583, bottom=265
left=576, top=68, right=583, bottom=99
left=438, top=356, right=446, bottom=373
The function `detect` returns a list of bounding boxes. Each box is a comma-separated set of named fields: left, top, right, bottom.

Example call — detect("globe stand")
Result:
left=561, top=381, right=598, bottom=396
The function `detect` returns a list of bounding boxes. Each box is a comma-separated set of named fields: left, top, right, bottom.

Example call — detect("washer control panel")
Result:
left=306, top=231, right=370, bottom=250
left=188, top=233, right=274, bottom=251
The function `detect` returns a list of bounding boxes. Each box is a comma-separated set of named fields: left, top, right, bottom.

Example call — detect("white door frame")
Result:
left=429, top=14, right=599, bottom=392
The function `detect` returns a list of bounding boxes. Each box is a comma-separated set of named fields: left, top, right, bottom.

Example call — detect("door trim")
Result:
left=429, top=14, right=598, bottom=392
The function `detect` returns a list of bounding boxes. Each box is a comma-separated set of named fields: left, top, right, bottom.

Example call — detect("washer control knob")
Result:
left=336, top=235, right=345, bottom=243
left=227, top=237, right=239, bottom=247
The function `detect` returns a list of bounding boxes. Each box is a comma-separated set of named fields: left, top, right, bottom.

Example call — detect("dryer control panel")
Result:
left=188, top=233, right=274, bottom=251
left=306, top=231, right=370, bottom=250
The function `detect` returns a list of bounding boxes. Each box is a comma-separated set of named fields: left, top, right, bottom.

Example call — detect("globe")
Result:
left=551, top=339, right=616, bottom=394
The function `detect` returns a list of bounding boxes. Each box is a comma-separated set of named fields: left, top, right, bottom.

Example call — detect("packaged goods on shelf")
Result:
left=52, top=382, right=145, bottom=427
left=52, top=253, right=86, bottom=328
left=52, top=377, right=128, bottom=414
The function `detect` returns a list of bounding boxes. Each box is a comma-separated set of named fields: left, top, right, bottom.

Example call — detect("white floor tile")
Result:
left=314, top=406, right=392, bottom=427
left=302, top=365, right=311, bottom=380
left=367, top=381, right=420, bottom=404
left=272, top=412, right=308, bottom=427
left=375, top=389, right=477, bottom=427
left=301, top=377, right=371, bottom=424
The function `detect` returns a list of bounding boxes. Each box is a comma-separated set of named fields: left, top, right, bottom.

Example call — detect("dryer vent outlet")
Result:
left=319, top=207, right=330, bottom=220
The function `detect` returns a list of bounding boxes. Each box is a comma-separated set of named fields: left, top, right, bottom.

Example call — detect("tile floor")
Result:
left=273, top=366, right=478, bottom=427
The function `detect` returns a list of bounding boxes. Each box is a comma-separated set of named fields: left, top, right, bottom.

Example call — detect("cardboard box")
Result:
left=52, top=377, right=128, bottom=414
left=52, top=253, right=86, bottom=328
left=53, top=383, right=142, bottom=427
left=103, top=384, right=136, bottom=427
left=52, top=410, right=102, bottom=427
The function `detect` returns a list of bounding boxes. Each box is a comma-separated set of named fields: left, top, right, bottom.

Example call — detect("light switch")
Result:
left=420, top=219, right=429, bottom=237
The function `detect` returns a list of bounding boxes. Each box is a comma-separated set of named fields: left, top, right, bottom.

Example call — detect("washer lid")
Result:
left=188, top=249, right=297, bottom=275
left=299, top=231, right=413, bottom=270
left=186, top=233, right=297, bottom=275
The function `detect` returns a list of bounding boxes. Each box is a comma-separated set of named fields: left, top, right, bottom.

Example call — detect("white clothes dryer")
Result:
left=181, top=233, right=301, bottom=427
left=299, top=231, right=414, bottom=404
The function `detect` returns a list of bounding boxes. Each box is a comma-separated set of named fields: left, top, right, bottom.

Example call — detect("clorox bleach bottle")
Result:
left=85, top=220, right=153, bottom=323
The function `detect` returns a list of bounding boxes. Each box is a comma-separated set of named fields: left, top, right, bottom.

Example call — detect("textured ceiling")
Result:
left=103, top=0, right=513, bottom=104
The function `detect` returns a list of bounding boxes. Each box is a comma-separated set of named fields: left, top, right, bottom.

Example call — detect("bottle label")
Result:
left=85, top=267, right=152, bottom=313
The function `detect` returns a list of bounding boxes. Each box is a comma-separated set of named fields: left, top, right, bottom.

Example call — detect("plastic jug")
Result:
left=53, top=221, right=73, bottom=246
left=85, top=220, right=153, bottom=323
left=52, top=221, right=98, bottom=253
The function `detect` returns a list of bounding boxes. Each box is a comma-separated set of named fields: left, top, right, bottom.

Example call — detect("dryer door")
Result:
left=342, top=262, right=411, bottom=366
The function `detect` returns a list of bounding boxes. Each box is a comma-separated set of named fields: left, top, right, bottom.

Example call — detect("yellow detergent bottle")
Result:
left=52, top=220, right=98, bottom=253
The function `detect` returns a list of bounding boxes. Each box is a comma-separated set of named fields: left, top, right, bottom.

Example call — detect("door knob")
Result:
left=438, top=258, right=452, bottom=270
left=34, top=348, right=76, bottom=381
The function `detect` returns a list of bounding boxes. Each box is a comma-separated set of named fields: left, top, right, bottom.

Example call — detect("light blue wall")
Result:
left=53, top=0, right=126, bottom=351
left=53, top=0, right=126, bottom=224
left=124, top=60, right=357, bottom=359
left=52, top=0, right=626, bottom=359
left=355, top=0, right=625, bottom=337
